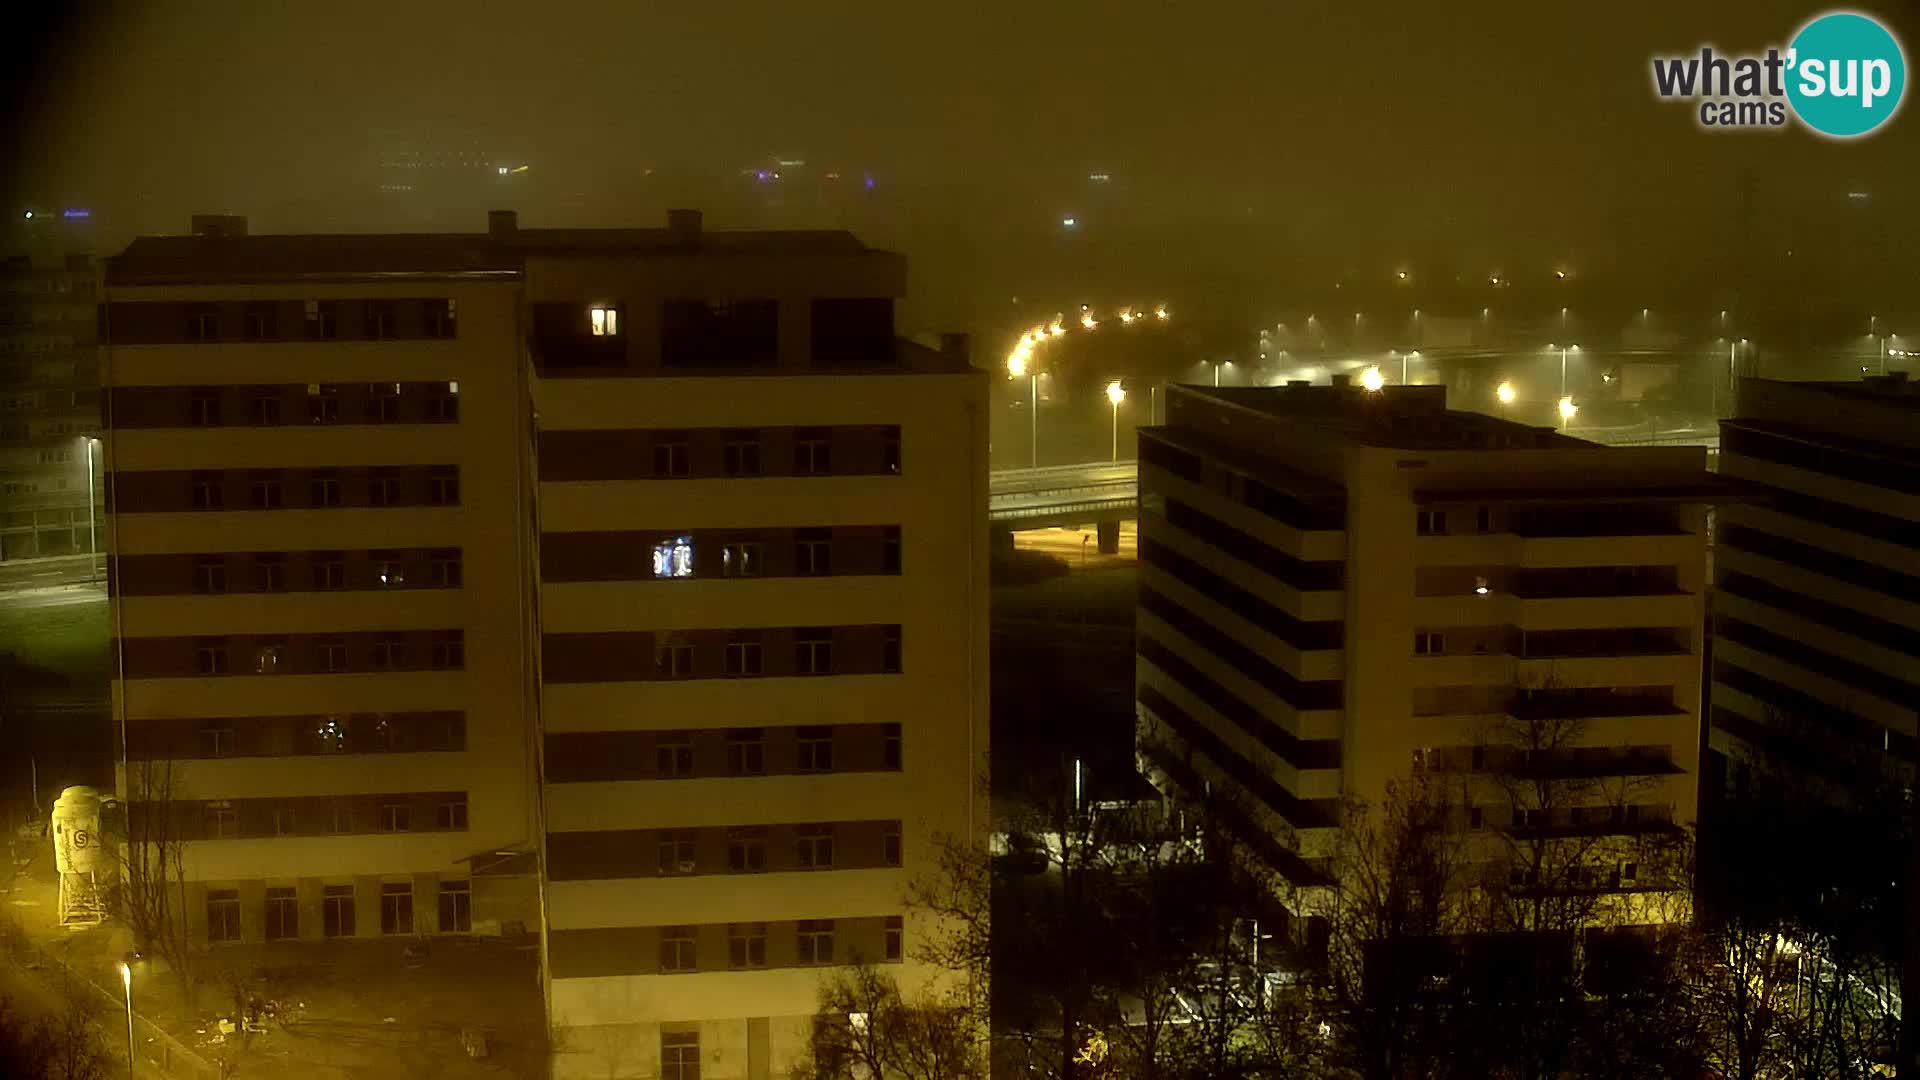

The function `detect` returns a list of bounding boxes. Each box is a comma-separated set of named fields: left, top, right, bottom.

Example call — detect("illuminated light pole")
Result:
left=1496, top=380, right=1516, bottom=416
left=1008, top=348, right=1038, bottom=470
left=119, top=961, right=135, bottom=1080
left=1360, top=366, right=1385, bottom=392
left=84, top=436, right=100, bottom=582
left=1107, top=380, right=1127, bottom=462
left=1558, top=396, right=1578, bottom=429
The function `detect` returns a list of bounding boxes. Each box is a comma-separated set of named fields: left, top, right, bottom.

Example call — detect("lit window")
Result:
left=722, top=542, right=761, bottom=577
left=652, top=535, right=695, bottom=578
left=589, top=306, right=619, bottom=337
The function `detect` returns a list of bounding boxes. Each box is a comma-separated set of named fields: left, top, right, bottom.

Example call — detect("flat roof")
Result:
left=1194, top=384, right=1589, bottom=452
left=106, top=225, right=881, bottom=285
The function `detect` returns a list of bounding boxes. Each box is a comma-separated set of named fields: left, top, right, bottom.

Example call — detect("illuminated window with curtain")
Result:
left=589, top=305, right=619, bottom=337
left=652, top=535, right=694, bottom=578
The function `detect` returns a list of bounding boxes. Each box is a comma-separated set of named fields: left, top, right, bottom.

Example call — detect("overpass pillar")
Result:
left=1096, top=520, right=1120, bottom=555
left=990, top=524, right=1016, bottom=556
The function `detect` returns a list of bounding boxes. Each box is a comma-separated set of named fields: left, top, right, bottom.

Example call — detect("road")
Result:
left=0, top=554, right=102, bottom=593
left=989, top=462, right=1139, bottom=526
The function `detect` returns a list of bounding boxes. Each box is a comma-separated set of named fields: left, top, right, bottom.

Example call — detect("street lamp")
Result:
left=1496, top=381, right=1517, bottom=408
left=1558, top=396, right=1578, bottom=427
left=1551, top=344, right=1577, bottom=400
left=1008, top=348, right=1038, bottom=471
left=1107, top=380, right=1127, bottom=462
left=84, top=436, right=100, bottom=582
left=119, top=961, right=135, bottom=1080
left=1359, top=366, right=1385, bottom=392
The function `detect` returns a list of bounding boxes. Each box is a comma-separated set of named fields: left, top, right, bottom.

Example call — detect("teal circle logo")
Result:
left=1787, top=12, right=1906, bottom=137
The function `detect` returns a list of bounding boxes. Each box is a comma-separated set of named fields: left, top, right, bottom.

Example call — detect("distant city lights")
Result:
left=1088, top=173, right=1111, bottom=182
left=1359, top=366, right=1385, bottom=392
left=64, top=208, right=90, bottom=219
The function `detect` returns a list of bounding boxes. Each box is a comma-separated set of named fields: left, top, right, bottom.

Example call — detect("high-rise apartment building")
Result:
left=1709, top=374, right=1920, bottom=799
left=2, top=253, right=100, bottom=563
left=1135, top=381, right=1717, bottom=924
left=101, top=210, right=988, bottom=1079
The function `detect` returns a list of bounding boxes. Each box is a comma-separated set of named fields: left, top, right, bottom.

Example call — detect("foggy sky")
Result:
left=7, top=1, right=1918, bottom=263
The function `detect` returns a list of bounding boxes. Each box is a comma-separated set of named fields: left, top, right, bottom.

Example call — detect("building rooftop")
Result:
left=1779, top=372, right=1920, bottom=406
left=105, top=210, right=881, bottom=285
left=1196, top=383, right=1587, bottom=452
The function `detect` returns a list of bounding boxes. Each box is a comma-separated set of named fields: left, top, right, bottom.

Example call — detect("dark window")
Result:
left=656, top=735, right=694, bottom=777
left=885, top=914, right=903, bottom=960
left=1476, top=506, right=1493, bottom=533
left=883, top=723, right=902, bottom=769
left=796, top=529, right=832, bottom=575
left=311, top=553, right=346, bottom=590
left=252, top=638, right=288, bottom=674
left=727, top=730, right=766, bottom=775
left=662, top=1031, right=700, bottom=1080
left=652, top=435, right=690, bottom=478
left=308, top=470, right=342, bottom=507
left=431, top=632, right=465, bottom=670
left=316, top=638, right=346, bottom=672
left=723, top=431, right=762, bottom=476
left=188, top=308, right=220, bottom=343
left=428, top=467, right=459, bottom=505
left=658, top=833, right=696, bottom=874
left=195, top=638, right=229, bottom=675
left=728, top=923, right=768, bottom=969
left=200, top=721, right=234, bottom=756
left=190, top=390, right=222, bottom=427
left=248, top=473, right=283, bottom=509
left=430, top=550, right=462, bottom=588
left=810, top=298, right=895, bottom=368
left=370, top=383, right=401, bottom=422
left=1417, top=510, right=1449, bottom=536
left=437, top=800, right=468, bottom=830
left=882, top=426, right=901, bottom=473
left=192, top=555, right=226, bottom=594
left=207, top=890, right=242, bottom=943
left=205, top=803, right=237, bottom=839
left=380, top=882, right=413, bottom=934
left=265, top=888, right=298, bottom=940
left=1414, top=631, right=1445, bottom=656
left=661, top=298, right=777, bottom=368
left=655, top=639, right=695, bottom=679
left=380, top=804, right=411, bottom=832
left=795, top=429, right=832, bottom=475
left=426, top=299, right=457, bottom=339
left=369, top=469, right=402, bottom=507
left=435, top=714, right=467, bottom=751
left=323, top=885, right=355, bottom=937
left=722, top=541, right=761, bottom=577
left=882, top=526, right=901, bottom=573
left=883, top=825, right=902, bottom=866
left=884, top=626, right=902, bottom=674
left=254, top=553, right=286, bottom=592
left=428, top=383, right=459, bottom=422
left=724, top=638, right=762, bottom=676
left=246, top=305, right=274, bottom=341
left=797, top=726, right=834, bottom=771
left=272, top=807, right=297, bottom=835
left=306, top=385, right=340, bottom=424
left=370, top=635, right=406, bottom=670
left=659, top=926, right=697, bottom=972
left=795, top=628, right=833, bottom=675
left=191, top=471, right=224, bottom=510
left=305, top=301, right=338, bottom=340
left=366, top=303, right=398, bottom=339
left=728, top=829, right=767, bottom=873
left=375, top=549, right=411, bottom=585
left=796, top=918, right=835, bottom=964
left=438, top=881, right=471, bottom=932
left=250, top=394, right=282, bottom=425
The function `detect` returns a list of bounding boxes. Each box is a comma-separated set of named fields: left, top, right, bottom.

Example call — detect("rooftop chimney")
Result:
left=667, top=208, right=703, bottom=242
left=1286, top=379, right=1310, bottom=388
left=488, top=210, right=518, bottom=240
left=190, top=215, right=247, bottom=238
left=1329, top=373, right=1351, bottom=388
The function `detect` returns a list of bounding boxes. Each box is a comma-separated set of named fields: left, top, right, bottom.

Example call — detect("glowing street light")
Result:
left=1081, top=311, right=1098, bottom=331
left=1119, top=308, right=1136, bottom=325
left=1049, top=316, right=1066, bottom=337
left=1107, top=380, right=1127, bottom=461
left=1154, top=305, right=1169, bottom=321
left=1496, top=381, right=1517, bottom=406
left=1009, top=343, right=1039, bottom=469
left=1359, top=366, right=1385, bottom=392
left=1558, top=396, right=1578, bottom=426
left=119, top=961, right=135, bottom=1080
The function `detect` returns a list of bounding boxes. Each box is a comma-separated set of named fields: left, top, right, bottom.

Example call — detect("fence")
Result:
left=1, top=918, right=220, bottom=1080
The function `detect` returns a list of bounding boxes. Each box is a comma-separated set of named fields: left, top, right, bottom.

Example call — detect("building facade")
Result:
left=101, top=211, right=988, bottom=1079
left=2, top=253, right=100, bottom=563
left=1709, top=374, right=1920, bottom=800
left=1135, top=381, right=1716, bottom=927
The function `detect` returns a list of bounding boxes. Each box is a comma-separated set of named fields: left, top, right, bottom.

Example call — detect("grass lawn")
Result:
left=0, top=589, right=109, bottom=687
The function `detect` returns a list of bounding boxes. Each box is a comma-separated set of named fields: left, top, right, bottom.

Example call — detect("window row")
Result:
left=1155, top=497, right=1345, bottom=592
left=1723, top=422, right=1920, bottom=497
left=110, top=465, right=461, bottom=513
left=104, top=299, right=459, bottom=345
left=1407, top=742, right=1678, bottom=779
left=119, top=630, right=465, bottom=679
left=110, top=381, right=460, bottom=429
left=1139, top=586, right=1344, bottom=710
left=1411, top=683, right=1681, bottom=720
left=546, top=915, right=904, bottom=981
left=1410, top=625, right=1689, bottom=659
left=1139, top=536, right=1342, bottom=650
left=531, top=297, right=897, bottom=372
left=114, top=548, right=461, bottom=596
left=1137, top=681, right=1340, bottom=832
left=205, top=879, right=471, bottom=945
left=541, top=624, right=900, bottom=684
left=544, top=723, right=902, bottom=783
left=1140, top=432, right=1348, bottom=533
left=135, top=791, right=470, bottom=843
left=546, top=819, right=903, bottom=880
left=538, top=424, right=900, bottom=482
left=542, top=526, right=898, bottom=582
left=126, top=711, right=465, bottom=760
left=1719, top=521, right=1920, bottom=604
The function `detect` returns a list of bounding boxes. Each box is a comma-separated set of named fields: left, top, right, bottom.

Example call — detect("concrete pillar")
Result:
left=990, top=524, right=1016, bottom=556
left=1096, top=521, right=1120, bottom=555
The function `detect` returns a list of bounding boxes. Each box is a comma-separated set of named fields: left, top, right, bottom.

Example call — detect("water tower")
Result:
left=50, top=786, right=112, bottom=927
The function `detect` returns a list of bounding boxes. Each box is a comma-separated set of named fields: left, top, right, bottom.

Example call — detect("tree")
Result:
left=0, top=968, right=114, bottom=1080
left=116, top=753, right=202, bottom=1006
left=790, top=964, right=984, bottom=1080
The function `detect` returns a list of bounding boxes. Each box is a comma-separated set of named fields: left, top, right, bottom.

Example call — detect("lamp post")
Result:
left=1107, top=380, right=1127, bottom=462
left=1496, top=380, right=1516, bottom=417
left=119, top=961, right=135, bottom=1080
left=1558, top=396, right=1578, bottom=429
left=1008, top=348, right=1038, bottom=471
left=85, top=436, right=99, bottom=582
